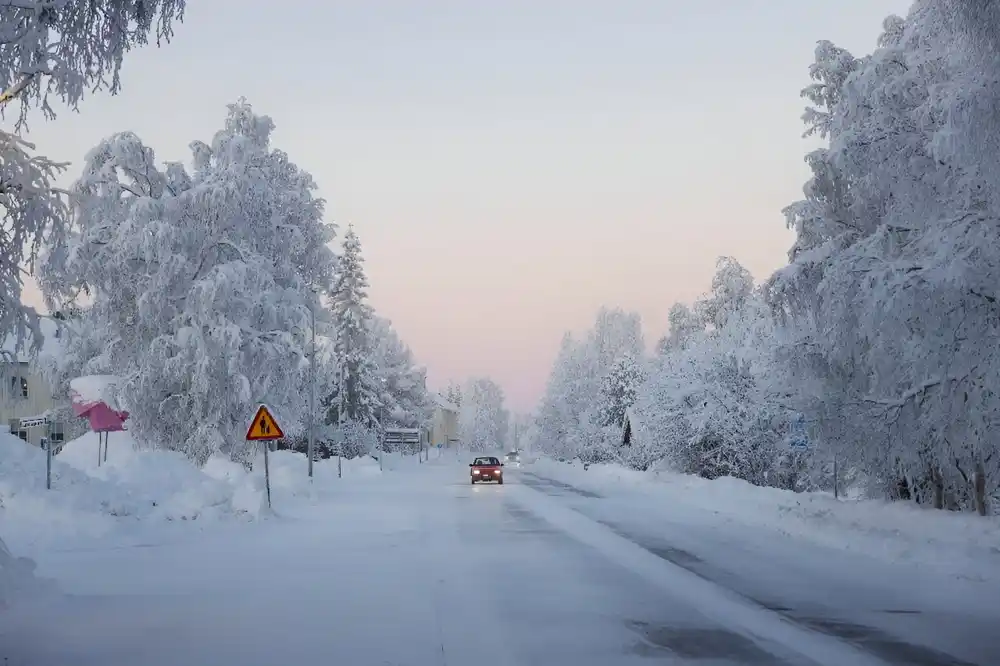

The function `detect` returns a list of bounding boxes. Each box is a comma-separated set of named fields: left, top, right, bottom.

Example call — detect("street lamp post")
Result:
left=307, top=289, right=317, bottom=479
left=338, top=361, right=344, bottom=478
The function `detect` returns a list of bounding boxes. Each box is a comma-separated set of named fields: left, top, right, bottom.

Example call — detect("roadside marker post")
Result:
left=246, top=404, right=285, bottom=510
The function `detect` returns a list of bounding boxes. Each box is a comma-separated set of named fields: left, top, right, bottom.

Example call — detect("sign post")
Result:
left=42, top=437, right=51, bottom=490
left=788, top=414, right=810, bottom=452
left=17, top=416, right=53, bottom=489
left=245, top=404, right=285, bottom=510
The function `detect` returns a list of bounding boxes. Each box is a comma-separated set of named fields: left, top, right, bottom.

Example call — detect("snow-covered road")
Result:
left=2, top=457, right=997, bottom=665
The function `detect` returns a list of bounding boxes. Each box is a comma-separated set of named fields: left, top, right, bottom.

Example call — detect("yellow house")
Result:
left=430, top=392, right=459, bottom=448
left=0, top=317, right=66, bottom=447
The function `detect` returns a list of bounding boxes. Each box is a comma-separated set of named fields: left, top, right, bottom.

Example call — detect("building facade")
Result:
left=430, top=393, right=459, bottom=448
left=0, top=317, right=65, bottom=447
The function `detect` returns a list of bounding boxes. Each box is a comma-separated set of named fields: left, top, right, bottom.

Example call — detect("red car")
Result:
left=470, top=456, right=504, bottom=484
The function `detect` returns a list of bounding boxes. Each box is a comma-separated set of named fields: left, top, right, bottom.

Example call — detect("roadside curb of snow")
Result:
left=531, top=458, right=1000, bottom=583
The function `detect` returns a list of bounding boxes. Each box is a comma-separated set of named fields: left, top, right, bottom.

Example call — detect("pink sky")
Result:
left=21, top=0, right=912, bottom=413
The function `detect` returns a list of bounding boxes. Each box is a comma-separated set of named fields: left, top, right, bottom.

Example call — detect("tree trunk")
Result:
left=974, top=461, right=989, bottom=516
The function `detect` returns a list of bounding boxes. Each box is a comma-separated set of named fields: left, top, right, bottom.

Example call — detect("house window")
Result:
left=16, top=430, right=27, bottom=442
left=10, top=376, right=28, bottom=399
left=49, top=421, right=64, bottom=443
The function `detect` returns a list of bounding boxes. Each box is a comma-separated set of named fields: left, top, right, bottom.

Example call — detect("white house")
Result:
left=0, top=316, right=65, bottom=447
left=430, top=392, right=459, bottom=448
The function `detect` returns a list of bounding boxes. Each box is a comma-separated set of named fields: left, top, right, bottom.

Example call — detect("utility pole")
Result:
left=307, top=291, right=316, bottom=479
left=338, top=360, right=344, bottom=478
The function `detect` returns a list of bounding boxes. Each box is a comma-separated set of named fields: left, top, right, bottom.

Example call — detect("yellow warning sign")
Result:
left=246, top=404, right=285, bottom=441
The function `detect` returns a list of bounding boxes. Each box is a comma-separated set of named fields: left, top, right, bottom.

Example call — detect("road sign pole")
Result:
left=245, top=404, right=284, bottom=510
left=263, top=441, right=272, bottom=509
left=833, top=453, right=839, bottom=500
left=44, top=437, right=51, bottom=490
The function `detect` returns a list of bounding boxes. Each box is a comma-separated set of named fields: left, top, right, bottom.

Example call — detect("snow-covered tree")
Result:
left=696, top=257, right=754, bottom=330
left=369, top=315, right=432, bottom=429
left=533, top=308, right=646, bottom=461
left=323, top=225, right=382, bottom=430
left=596, top=354, right=644, bottom=429
left=0, top=133, right=67, bottom=357
left=41, top=100, right=336, bottom=463
left=444, top=381, right=463, bottom=409
left=656, top=302, right=703, bottom=355
left=770, top=5, right=1000, bottom=513
left=1, top=0, right=186, bottom=126
left=635, top=258, right=792, bottom=481
left=459, top=377, right=508, bottom=450
left=588, top=306, right=645, bottom=378
left=1, top=0, right=186, bottom=356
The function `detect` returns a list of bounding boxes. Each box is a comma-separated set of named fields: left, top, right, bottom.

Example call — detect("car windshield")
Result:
left=474, top=458, right=498, bottom=466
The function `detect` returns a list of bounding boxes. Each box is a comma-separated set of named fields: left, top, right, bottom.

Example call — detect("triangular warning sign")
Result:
left=246, top=404, right=285, bottom=441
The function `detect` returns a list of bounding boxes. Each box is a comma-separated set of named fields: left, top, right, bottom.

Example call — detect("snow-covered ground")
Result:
left=0, top=431, right=388, bottom=556
left=2, top=445, right=999, bottom=665
left=524, top=457, right=1000, bottom=584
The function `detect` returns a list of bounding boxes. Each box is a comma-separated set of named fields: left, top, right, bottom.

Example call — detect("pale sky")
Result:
left=22, top=0, right=912, bottom=412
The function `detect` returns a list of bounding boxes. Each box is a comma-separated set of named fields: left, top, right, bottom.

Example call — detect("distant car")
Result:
left=504, top=451, right=521, bottom=467
left=470, top=456, right=503, bottom=484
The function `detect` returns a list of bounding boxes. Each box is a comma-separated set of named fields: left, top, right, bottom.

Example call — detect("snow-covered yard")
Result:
left=0, top=431, right=389, bottom=558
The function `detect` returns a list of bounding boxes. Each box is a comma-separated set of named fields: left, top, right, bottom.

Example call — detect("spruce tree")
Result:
left=324, top=225, right=382, bottom=430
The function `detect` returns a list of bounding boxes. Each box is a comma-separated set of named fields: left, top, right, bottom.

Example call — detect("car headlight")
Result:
left=473, top=469, right=480, bottom=474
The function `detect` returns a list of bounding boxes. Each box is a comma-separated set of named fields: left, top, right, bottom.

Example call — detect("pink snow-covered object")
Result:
left=69, top=375, right=129, bottom=432
left=76, top=401, right=128, bottom=432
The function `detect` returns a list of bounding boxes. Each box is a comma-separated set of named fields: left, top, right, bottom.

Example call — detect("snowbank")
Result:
left=1, top=430, right=387, bottom=556
left=530, top=457, right=1000, bottom=582
left=0, top=433, right=149, bottom=551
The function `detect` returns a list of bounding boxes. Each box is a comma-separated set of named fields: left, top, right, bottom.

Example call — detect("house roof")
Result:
left=0, top=316, right=64, bottom=363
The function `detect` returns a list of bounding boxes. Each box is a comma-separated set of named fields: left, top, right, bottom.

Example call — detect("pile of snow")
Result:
left=69, top=374, right=123, bottom=409
left=1, top=430, right=389, bottom=556
left=532, top=457, right=1000, bottom=582
left=59, top=432, right=244, bottom=522
left=0, top=433, right=151, bottom=551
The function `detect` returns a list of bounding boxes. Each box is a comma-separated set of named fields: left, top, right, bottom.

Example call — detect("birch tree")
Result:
left=42, top=100, right=336, bottom=463
left=1, top=0, right=186, bottom=356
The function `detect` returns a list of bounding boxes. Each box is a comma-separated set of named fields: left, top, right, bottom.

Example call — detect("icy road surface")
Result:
left=3, top=456, right=998, bottom=666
